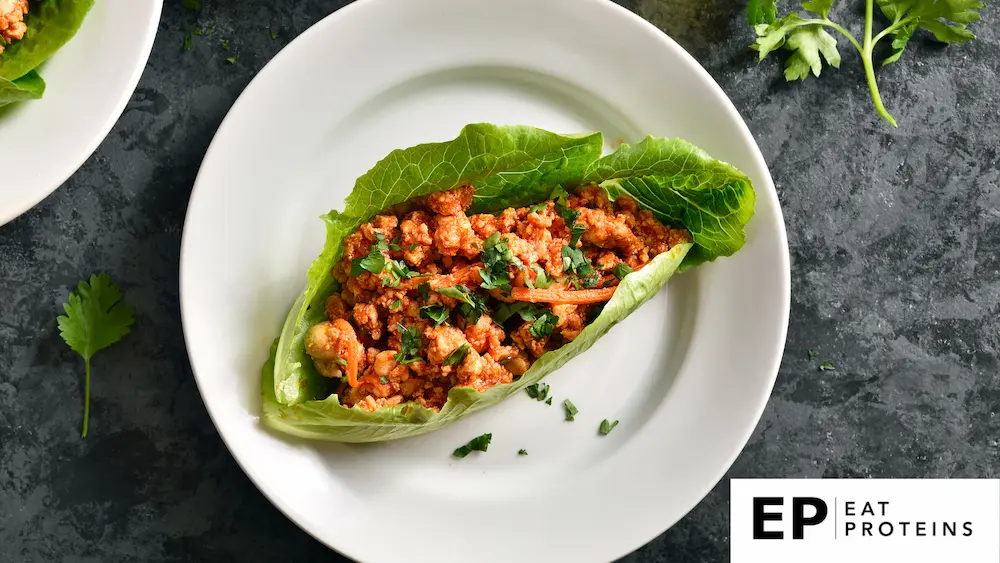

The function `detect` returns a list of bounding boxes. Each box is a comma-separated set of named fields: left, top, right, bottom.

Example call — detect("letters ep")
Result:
left=753, top=497, right=829, bottom=539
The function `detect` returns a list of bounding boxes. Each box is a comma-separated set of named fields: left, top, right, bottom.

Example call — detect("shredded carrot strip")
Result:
left=333, top=318, right=360, bottom=388
left=510, top=286, right=617, bottom=304
left=398, top=263, right=483, bottom=291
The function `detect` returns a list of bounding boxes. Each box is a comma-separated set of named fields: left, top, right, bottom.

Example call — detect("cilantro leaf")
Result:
left=563, top=399, right=578, bottom=422
left=395, top=322, right=423, bottom=364
left=529, top=310, right=559, bottom=339
left=818, top=361, right=836, bottom=371
left=389, top=299, right=402, bottom=310
left=518, top=449, right=528, bottom=456
left=530, top=265, right=551, bottom=289
left=442, top=344, right=471, bottom=367
left=419, top=304, right=450, bottom=326
left=437, top=285, right=487, bottom=324
left=453, top=433, right=492, bottom=458
left=612, top=262, right=634, bottom=281
left=57, top=274, right=134, bottom=438
left=525, top=382, right=550, bottom=402
left=746, top=0, right=777, bottom=25
left=417, top=282, right=432, bottom=301
left=599, top=419, right=620, bottom=435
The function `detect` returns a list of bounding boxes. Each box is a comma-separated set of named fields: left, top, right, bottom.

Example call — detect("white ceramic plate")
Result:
left=0, top=0, right=162, bottom=226
left=180, top=0, right=789, bottom=561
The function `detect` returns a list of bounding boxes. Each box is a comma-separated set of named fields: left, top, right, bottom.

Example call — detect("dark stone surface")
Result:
left=1, top=0, right=997, bottom=561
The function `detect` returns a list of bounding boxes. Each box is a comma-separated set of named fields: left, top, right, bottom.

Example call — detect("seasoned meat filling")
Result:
left=0, top=0, right=28, bottom=55
left=303, top=185, right=691, bottom=412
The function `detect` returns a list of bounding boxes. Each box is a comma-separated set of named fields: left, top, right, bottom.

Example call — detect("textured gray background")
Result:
left=1, top=0, right=998, bottom=561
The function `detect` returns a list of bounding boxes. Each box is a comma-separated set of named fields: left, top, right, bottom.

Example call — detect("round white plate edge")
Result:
left=178, top=0, right=791, bottom=560
left=0, top=0, right=164, bottom=226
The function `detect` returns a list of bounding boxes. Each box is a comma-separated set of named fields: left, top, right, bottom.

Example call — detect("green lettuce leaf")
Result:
left=0, top=70, right=45, bottom=107
left=582, top=136, right=756, bottom=269
left=262, top=124, right=755, bottom=442
left=263, top=244, right=690, bottom=442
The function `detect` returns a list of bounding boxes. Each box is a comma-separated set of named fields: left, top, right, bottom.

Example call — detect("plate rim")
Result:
left=179, top=0, right=791, bottom=559
left=0, top=0, right=164, bottom=226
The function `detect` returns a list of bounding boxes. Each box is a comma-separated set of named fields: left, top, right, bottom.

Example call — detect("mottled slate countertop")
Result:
left=1, top=1, right=997, bottom=561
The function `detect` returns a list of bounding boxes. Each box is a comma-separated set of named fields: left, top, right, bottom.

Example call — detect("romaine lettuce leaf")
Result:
left=0, top=70, right=44, bottom=107
left=583, top=136, right=756, bottom=269
left=262, top=124, right=755, bottom=442
left=0, top=0, right=94, bottom=98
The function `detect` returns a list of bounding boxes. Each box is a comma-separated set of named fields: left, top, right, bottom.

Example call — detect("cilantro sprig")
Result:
left=57, top=274, right=135, bottom=438
left=749, top=0, right=984, bottom=127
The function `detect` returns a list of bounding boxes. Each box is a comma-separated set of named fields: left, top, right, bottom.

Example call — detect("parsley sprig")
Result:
left=749, top=0, right=984, bottom=127
left=57, top=274, right=135, bottom=438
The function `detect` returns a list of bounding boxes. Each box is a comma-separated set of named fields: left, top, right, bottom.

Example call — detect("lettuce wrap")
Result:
left=0, top=0, right=94, bottom=108
left=262, top=123, right=755, bottom=442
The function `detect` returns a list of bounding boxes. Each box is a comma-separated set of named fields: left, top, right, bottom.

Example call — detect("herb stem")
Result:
left=82, top=357, right=91, bottom=438
left=872, top=16, right=916, bottom=46
left=822, top=20, right=863, bottom=54
left=862, top=0, right=898, bottom=127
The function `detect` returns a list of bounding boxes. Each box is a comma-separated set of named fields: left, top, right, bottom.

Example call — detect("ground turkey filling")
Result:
left=303, top=185, right=691, bottom=412
left=0, top=0, right=29, bottom=55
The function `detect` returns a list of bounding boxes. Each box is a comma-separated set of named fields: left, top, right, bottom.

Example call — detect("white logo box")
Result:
left=731, top=479, right=1000, bottom=563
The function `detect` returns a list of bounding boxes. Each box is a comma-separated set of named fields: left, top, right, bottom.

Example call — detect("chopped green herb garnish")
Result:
left=193, top=28, right=204, bottom=36
left=181, top=0, right=202, bottom=10
left=389, top=299, right=402, bottom=310
left=442, top=344, right=471, bottom=367
left=562, top=245, right=597, bottom=287
left=612, top=262, right=635, bottom=280
left=518, top=449, right=528, bottom=456
left=478, top=267, right=510, bottom=292
left=493, top=301, right=527, bottom=324
left=563, top=399, right=578, bottom=422
left=409, top=243, right=419, bottom=251
left=479, top=233, right=524, bottom=293
left=529, top=310, right=559, bottom=339
left=545, top=397, right=553, bottom=406
left=57, top=274, right=135, bottom=438
left=383, top=259, right=415, bottom=287
left=599, top=419, right=619, bottom=435
left=437, top=285, right=475, bottom=306
left=351, top=250, right=387, bottom=277
left=222, top=39, right=232, bottom=51
left=379, top=376, right=388, bottom=384
left=270, top=30, right=279, bottom=40
left=568, top=222, right=587, bottom=247
left=818, top=361, right=836, bottom=371
left=528, top=202, right=547, bottom=214
left=226, top=55, right=239, bottom=64
left=183, top=30, right=193, bottom=51
left=333, top=357, right=348, bottom=367
left=525, top=382, right=550, bottom=402
left=437, top=285, right=486, bottom=324
left=419, top=305, right=450, bottom=326
left=807, top=348, right=818, bottom=360
left=417, top=282, right=432, bottom=301
left=453, top=433, right=492, bottom=458
left=530, top=264, right=551, bottom=289
left=395, top=322, right=423, bottom=364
